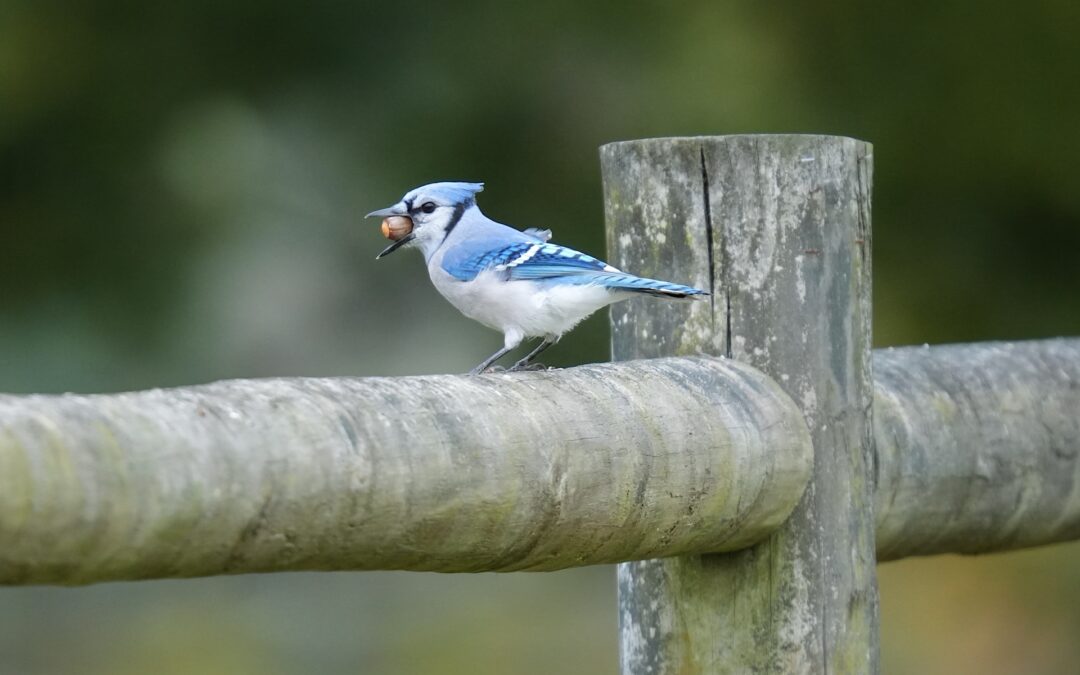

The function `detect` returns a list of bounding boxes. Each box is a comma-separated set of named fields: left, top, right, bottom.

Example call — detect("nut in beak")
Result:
left=381, top=216, right=414, bottom=241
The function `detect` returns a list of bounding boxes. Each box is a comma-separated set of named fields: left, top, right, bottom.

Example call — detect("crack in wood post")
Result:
left=700, top=146, right=717, bottom=324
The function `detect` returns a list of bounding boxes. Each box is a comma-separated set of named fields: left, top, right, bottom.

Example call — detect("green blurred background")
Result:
left=2, top=1, right=1079, bottom=673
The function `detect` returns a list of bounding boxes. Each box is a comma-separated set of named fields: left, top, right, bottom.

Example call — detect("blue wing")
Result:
left=442, top=242, right=706, bottom=298
left=442, top=242, right=610, bottom=281
left=504, top=244, right=614, bottom=279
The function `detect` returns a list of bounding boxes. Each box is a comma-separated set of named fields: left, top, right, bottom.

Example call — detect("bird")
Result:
left=367, top=181, right=707, bottom=374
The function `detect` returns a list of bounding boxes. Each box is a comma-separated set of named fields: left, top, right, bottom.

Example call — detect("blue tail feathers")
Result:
left=545, top=271, right=707, bottom=298
left=598, top=273, right=707, bottom=298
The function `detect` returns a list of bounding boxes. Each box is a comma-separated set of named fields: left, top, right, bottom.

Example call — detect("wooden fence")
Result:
left=2, top=135, right=1078, bottom=674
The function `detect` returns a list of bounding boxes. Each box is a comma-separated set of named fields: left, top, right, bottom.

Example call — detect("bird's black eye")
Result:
left=421, top=201, right=437, bottom=214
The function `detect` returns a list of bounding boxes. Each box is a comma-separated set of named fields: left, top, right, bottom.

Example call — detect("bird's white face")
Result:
left=368, top=181, right=482, bottom=260
left=403, top=193, right=463, bottom=257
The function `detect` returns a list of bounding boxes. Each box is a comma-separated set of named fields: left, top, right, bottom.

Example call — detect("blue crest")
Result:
left=404, top=181, right=485, bottom=207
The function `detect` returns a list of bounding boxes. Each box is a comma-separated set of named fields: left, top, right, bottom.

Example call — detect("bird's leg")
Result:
left=469, top=346, right=514, bottom=375
left=508, top=338, right=555, bottom=372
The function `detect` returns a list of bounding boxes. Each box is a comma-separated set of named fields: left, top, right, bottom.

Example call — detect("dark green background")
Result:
left=2, top=2, right=1079, bottom=672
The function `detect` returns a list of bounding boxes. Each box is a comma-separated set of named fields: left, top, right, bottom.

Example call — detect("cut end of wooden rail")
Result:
left=0, top=356, right=813, bottom=585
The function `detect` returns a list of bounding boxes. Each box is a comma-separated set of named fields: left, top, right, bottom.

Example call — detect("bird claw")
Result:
left=468, top=364, right=506, bottom=375
left=508, top=361, right=549, bottom=372
left=470, top=362, right=548, bottom=375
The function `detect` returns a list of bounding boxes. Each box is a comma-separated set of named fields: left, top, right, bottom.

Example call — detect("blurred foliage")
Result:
left=1, top=0, right=1079, bottom=673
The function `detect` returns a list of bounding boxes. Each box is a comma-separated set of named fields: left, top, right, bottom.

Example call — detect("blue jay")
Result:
left=367, top=181, right=706, bottom=374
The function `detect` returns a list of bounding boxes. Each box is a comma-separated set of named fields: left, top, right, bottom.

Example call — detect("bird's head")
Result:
left=367, top=181, right=484, bottom=259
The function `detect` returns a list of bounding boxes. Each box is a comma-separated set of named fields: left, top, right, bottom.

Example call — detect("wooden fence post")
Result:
left=602, top=135, right=878, bottom=673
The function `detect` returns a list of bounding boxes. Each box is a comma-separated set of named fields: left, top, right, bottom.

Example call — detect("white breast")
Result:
left=427, top=258, right=618, bottom=348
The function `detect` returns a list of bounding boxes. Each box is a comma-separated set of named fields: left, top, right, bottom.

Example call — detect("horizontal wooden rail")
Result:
left=0, top=357, right=812, bottom=585
left=874, top=338, right=1080, bottom=559
left=2, top=338, right=1078, bottom=586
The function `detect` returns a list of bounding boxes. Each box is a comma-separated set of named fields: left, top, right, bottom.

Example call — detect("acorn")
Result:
left=381, top=216, right=414, bottom=241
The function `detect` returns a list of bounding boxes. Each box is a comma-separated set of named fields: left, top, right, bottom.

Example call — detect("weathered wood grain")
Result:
left=874, top=339, right=1080, bottom=560
left=1, top=335, right=1079, bottom=590
left=603, top=134, right=878, bottom=674
left=0, top=357, right=813, bottom=585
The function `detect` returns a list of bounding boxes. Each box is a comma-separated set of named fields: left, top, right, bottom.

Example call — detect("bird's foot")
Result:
left=507, top=361, right=549, bottom=373
left=468, top=364, right=506, bottom=375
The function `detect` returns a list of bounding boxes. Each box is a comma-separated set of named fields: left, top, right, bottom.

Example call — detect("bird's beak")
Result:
left=366, top=203, right=408, bottom=218
left=376, top=232, right=415, bottom=259
left=367, top=201, right=414, bottom=258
